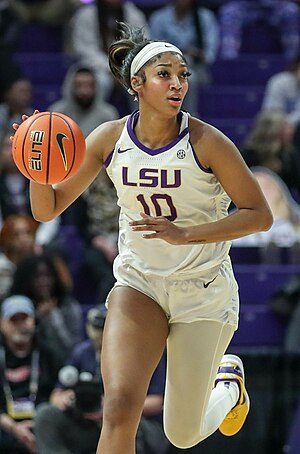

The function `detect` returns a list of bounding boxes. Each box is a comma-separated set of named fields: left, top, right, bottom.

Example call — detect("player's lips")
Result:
left=167, top=95, right=182, bottom=106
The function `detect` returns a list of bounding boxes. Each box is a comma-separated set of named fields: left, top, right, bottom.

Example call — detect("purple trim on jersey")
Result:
left=189, top=140, right=212, bottom=173
left=127, top=111, right=189, bottom=156
left=104, top=149, right=114, bottom=167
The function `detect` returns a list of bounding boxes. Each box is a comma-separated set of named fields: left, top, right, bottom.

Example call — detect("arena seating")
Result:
left=230, top=264, right=300, bottom=348
left=14, top=7, right=286, bottom=147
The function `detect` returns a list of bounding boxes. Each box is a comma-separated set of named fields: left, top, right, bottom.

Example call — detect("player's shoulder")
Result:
left=91, top=115, right=128, bottom=138
left=86, top=115, right=128, bottom=152
left=188, top=115, right=238, bottom=168
left=188, top=115, right=231, bottom=147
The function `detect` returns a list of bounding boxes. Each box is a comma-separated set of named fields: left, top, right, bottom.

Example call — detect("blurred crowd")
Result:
left=0, top=0, right=300, bottom=453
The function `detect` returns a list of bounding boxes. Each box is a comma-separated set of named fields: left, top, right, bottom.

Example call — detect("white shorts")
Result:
left=109, top=256, right=239, bottom=329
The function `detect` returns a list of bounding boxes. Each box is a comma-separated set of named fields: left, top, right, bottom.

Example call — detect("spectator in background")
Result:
left=0, top=130, right=31, bottom=221
left=34, top=307, right=105, bottom=454
left=48, top=62, right=118, bottom=138
left=241, top=110, right=300, bottom=195
left=218, top=0, right=300, bottom=61
left=149, top=0, right=219, bottom=116
left=0, top=295, right=57, bottom=454
left=0, top=129, right=61, bottom=251
left=0, top=214, right=39, bottom=300
left=10, top=253, right=84, bottom=373
left=67, top=0, right=149, bottom=114
left=282, top=279, right=300, bottom=353
left=0, top=0, right=22, bottom=102
left=233, top=166, right=300, bottom=247
left=70, top=169, right=119, bottom=305
left=270, top=272, right=300, bottom=353
left=261, top=54, right=300, bottom=128
left=0, top=77, right=33, bottom=145
left=11, top=0, right=81, bottom=26
left=47, top=61, right=119, bottom=271
left=34, top=307, right=168, bottom=454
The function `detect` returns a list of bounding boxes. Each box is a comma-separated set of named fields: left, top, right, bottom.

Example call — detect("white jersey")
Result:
left=105, top=110, right=231, bottom=277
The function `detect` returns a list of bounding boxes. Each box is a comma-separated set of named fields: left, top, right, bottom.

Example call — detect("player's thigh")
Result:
left=164, top=320, right=235, bottom=421
left=102, top=286, right=169, bottom=399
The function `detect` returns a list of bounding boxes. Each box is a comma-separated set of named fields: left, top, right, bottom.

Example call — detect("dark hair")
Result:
left=288, top=52, right=300, bottom=72
left=192, top=0, right=203, bottom=57
left=96, top=0, right=125, bottom=54
left=108, top=22, right=149, bottom=92
left=0, top=214, right=38, bottom=250
left=108, top=22, right=187, bottom=95
left=10, top=253, right=68, bottom=304
left=75, top=67, right=94, bottom=76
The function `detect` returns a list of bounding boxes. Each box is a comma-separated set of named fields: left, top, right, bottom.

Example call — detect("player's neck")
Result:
left=135, top=111, right=180, bottom=149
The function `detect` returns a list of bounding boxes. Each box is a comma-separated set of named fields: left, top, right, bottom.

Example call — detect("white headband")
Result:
left=130, top=41, right=183, bottom=78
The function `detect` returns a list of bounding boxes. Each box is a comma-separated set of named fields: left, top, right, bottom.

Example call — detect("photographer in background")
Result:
left=0, top=295, right=57, bottom=454
left=34, top=307, right=168, bottom=453
left=33, top=307, right=104, bottom=454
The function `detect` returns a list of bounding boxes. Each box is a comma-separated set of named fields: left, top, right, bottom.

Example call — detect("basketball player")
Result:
left=13, top=23, right=273, bottom=453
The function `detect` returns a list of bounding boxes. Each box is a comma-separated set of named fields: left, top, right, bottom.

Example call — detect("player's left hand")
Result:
left=129, top=213, right=186, bottom=245
left=10, top=110, right=40, bottom=140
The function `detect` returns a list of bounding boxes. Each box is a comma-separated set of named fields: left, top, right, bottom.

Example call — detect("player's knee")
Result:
left=164, top=421, right=206, bottom=449
left=103, top=388, right=142, bottom=428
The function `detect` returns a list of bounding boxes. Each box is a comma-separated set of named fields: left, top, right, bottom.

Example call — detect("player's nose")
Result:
left=170, top=75, right=182, bottom=90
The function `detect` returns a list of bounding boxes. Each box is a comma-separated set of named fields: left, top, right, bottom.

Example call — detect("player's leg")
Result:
left=164, top=319, right=246, bottom=448
left=96, top=286, right=169, bottom=454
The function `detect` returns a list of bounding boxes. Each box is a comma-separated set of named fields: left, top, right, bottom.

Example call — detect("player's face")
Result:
left=139, top=53, right=190, bottom=113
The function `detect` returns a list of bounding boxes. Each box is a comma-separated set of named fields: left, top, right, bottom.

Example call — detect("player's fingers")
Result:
left=130, top=218, right=153, bottom=226
left=142, top=233, right=158, bottom=239
left=131, top=224, right=155, bottom=231
left=33, top=109, right=39, bottom=115
left=139, top=212, right=151, bottom=219
left=12, top=123, right=19, bottom=130
left=22, top=114, right=28, bottom=121
left=130, top=215, right=164, bottom=226
left=139, top=212, right=166, bottom=222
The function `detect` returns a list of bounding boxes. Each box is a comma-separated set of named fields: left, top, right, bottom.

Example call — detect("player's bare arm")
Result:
left=29, top=118, right=126, bottom=222
left=185, top=118, right=273, bottom=243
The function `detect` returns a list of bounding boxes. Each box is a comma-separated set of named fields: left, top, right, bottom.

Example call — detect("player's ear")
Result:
left=131, top=76, right=143, bottom=93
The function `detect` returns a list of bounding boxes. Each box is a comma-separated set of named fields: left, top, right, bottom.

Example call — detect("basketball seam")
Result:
left=46, top=112, right=52, bottom=185
left=53, top=113, right=76, bottom=182
left=21, top=113, right=50, bottom=182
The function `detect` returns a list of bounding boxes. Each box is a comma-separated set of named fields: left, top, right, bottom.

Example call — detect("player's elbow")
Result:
left=260, top=208, right=274, bottom=232
left=32, top=210, right=56, bottom=223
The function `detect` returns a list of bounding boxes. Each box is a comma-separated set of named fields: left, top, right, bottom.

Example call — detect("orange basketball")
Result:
left=12, top=112, right=86, bottom=185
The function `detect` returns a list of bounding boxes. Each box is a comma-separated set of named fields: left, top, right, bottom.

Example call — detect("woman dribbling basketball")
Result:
left=12, top=22, right=273, bottom=454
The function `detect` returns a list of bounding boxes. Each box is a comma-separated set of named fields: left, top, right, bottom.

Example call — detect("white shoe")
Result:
left=215, top=354, right=250, bottom=436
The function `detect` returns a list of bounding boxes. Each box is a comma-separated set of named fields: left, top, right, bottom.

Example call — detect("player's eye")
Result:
left=157, top=70, right=170, bottom=78
left=181, top=71, right=191, bottom=79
